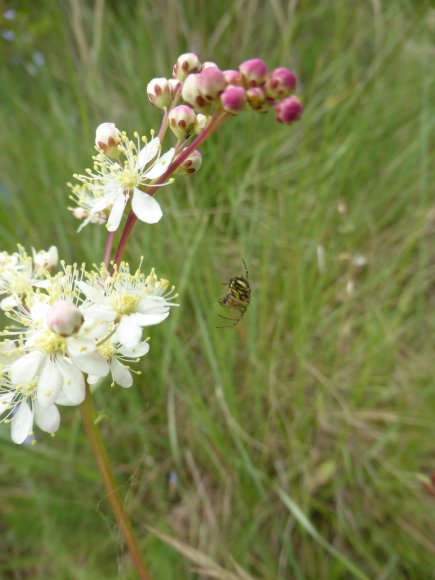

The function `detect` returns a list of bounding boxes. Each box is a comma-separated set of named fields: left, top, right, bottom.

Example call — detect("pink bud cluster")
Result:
left=146, top=53, right=303, bottom=129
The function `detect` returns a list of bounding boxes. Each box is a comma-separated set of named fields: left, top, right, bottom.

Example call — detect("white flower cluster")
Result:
left=69, top=128, right=175, bottom=232
left=0, top=246, right=177, bottom=444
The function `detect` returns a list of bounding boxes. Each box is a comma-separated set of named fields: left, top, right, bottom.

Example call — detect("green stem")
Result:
left=80, top=387, right=151, bottom=580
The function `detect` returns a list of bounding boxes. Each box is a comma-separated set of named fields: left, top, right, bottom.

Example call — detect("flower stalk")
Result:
left=80, top=386, right=150, bottom=580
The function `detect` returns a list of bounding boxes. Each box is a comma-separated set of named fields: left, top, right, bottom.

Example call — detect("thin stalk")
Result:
left=103, top=231, right=115, bottom=266
left=80, top=388, right=150, bottom=580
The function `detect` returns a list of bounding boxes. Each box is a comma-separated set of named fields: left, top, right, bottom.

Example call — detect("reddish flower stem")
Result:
left=103, top=231, right=115, bottom=266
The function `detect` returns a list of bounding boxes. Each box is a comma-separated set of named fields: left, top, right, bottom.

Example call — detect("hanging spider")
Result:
left=216, top=259, right=251, bottom=328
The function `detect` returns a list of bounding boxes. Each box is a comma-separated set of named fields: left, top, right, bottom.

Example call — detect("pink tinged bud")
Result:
left=95, top=122, right=121, bottom=153
left=168, top=105, right=196, bottom=140
left=47, top=301, right=84, bottom=337
left=265, top=67, right=297, bottom=99
left=239, top=58, right=267, bottom=87
left=197, top=67, right=226, bottom=102
left=72, top=207, right=88, bottom=220
left=181, top=74, right=209, bottom=111
left=275, top=96, right=303, bottom=124
left=147, top=77, right=172, bottom=109
left=175, top=149, right=202, bottom=175
left=202, top=61, right=219, bottom=70
left=168, top=78, right=182, bottom=96
left=223, top=69, right=243, bottom=86
left=173, top=52, right=202, bottom=81
left=220, top=85, right=246, bottom=114
left=194, top=113, right=211, bottom=134
left=246, top=86, right=268, bottom=112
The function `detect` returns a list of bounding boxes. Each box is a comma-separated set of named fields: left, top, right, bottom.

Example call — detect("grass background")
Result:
left=0, top=0, right=434, bottom=578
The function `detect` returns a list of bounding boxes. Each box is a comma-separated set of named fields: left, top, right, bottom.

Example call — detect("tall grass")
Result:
left=0, top=1, right=434, bottom=578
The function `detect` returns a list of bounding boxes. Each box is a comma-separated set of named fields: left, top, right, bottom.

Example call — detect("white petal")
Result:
left=69, top=352, right=109, bottom=377
left=10, top=351, right=44, bottom=385
left=11, top=401, right=33, bottom=444
left=111, top=358, right=133, bottom=388
left=132, top=190, right=163, bottom=224
left=81, top=305, right=116, bottom=322
left=87, top=374, right=99, bottom=385
left=66, top=338, right=96, bottom=358
left=137, top=137, right=160, bottom=170
left=34, top=402, right=60, bottom=433
left=115, top=316, right=143, bottom=348
left=119, top=341, right=150, bottom=358
left=37, top=359, right=63, bottom=407
left=134, top=311, right=170, bottom=327
left=144, top=148, right=175, bottom=179
left=77, top=281, right=106, bottom=304
left=0, top=296, right=18, bottom=311
left=107, top=193, right=129, bottom=232
left=56, top=358, right=85, bottom=405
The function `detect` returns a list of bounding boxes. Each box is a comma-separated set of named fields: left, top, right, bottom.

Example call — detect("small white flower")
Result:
left=88, top=337, right=150, bottom=388
left=78, top=262, right=178, bottom=348
left=69, top=132, right=175, bottom=232
left=0, top=368, right=60, bottom=444
left=0, top=245, right=55, bottom=310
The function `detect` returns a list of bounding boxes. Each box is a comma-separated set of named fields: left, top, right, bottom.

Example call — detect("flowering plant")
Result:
left=0, top=53, right=302, bottom=576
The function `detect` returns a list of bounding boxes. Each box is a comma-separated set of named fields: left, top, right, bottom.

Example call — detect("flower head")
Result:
left=69, top=132, right=175, bottom=232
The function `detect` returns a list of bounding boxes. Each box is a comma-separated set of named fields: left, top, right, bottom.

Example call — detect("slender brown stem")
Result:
left=80, top=388, right=150, bottom=580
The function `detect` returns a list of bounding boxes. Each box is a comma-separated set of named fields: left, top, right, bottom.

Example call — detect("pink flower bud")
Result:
left=202, top=61, right=219, bottom=70
left=246, top=86, right=268, bottom=112
left=274, top=96, right=303, bottom=124
left=47, top=301, right=84, bottom=337
left=197, top=67, right=226, bottom=102
left=168, top=105, right=196, bottom=139
left=175, top=149, right=202, bottom=175
left=33, top=246, right=58, bottom=272
left=220, top=85, right=246, bottom=114
left=181, top=74, right=209, bottom=110
left=223, top=69, right=243, bottom=86
left=173, top=53, right=202, bottom=81
left=194, top=113, right=211, bottom=134
left=265, top=67, right=297, bottom=99
left=95, top=123, right=121, bottom=155
left=168, top=78, right=182, bottom=95
left=147, top=77, right=172, bottom=109
left=239, top=58, right=267, bottom=87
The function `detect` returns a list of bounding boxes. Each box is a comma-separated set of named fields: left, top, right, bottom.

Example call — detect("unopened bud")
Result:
left=223, top=70, right=243, bottom=86
left=168, top=105, right=196, bottom=140
left=194, top=113, right=211, bottom=134
left=275, top=96, right=303, bottom=124
left=202, top=61, right=219, bottom=70
left=175, top=149, right=202, bottom=175
left=246, top=86, right=268, bottom=112
left=220, top=85, right=246, bottom=114
left=33, top=246, right=59, bottom=272
left=197, top=67, right=226, bottom=102
left=239, top=58, right=267, bottom=87
left=95, top=123, right=122, bottom=155
left=181, top=74, right=208, bottom=110
left=168, top=78, right=182, bottom=95
left=72, top=207, right=88, bottom=220
left=265, top=67, right=297, bottom=99
left=47, top=301, right=84, bottom=337
left=147, top=77, right=172, bottom=109
left=173, top=53, right=202, bottom=81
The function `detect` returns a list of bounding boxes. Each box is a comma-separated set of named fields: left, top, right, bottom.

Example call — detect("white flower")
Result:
left=0, top=367, right=60, bottom=444
left=2, top=266, right=110, bottom=409
left=88, top=337, right=150, bottom=388
left=69, top=132, right=175, bottom=232
left=78, top=262, right=178, bottom=348
left=0, top=245, right=56, bottom=310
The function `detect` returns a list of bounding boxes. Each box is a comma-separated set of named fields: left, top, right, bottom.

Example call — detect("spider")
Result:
left=216, top=259, right=251, bottom=328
